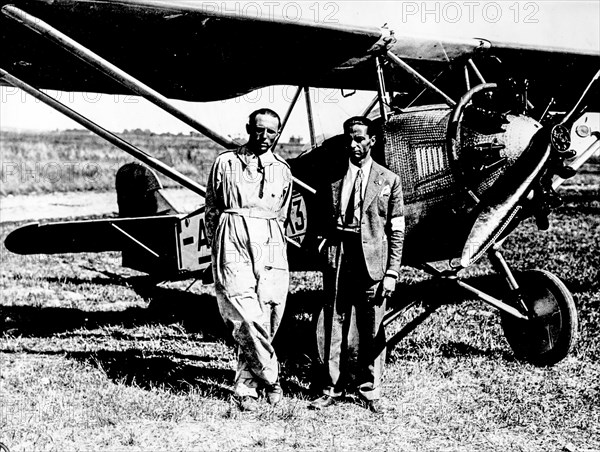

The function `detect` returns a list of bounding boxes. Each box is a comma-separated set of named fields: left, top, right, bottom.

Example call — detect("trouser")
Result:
left=315, top=232, right=387, bottom=401
left=214, top=264, right=287, bottom=397
left=212, top=222, right=289, bottom=397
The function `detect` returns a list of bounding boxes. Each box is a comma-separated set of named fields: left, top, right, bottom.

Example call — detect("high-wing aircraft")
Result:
left=2, top=0, right=599, bottom=367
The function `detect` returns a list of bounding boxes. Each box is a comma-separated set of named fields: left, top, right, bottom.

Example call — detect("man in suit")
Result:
left=309, top=116, right=404, bottom=413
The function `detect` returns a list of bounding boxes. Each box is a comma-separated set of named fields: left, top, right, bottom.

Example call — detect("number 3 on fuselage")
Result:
left=285, top=191, right=308, bottom=244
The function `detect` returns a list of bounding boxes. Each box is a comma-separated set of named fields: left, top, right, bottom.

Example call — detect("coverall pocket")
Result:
left=257, top=266, right=289, bottom=305
left=218, top=262, right=256, bottom=299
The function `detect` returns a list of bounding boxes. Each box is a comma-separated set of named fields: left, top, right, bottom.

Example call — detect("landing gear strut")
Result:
left=498, top=268, right=578, bottom=366
left=420, top=249, right=578, bottom=366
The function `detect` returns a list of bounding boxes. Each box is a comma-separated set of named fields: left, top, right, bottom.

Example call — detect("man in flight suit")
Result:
left=309, top=116, right=404, bottom=413
left=205, top=108, right=293, bottom=411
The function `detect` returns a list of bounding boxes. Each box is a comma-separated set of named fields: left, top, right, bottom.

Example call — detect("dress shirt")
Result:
left=340, top=157, right=373, bottom=218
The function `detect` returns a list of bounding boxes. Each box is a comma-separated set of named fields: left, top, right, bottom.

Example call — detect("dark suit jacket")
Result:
left=315, top=160, right=404, bottom=281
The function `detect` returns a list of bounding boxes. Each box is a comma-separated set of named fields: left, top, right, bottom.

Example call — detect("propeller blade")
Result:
left=460, top=128, right=551, bottom=267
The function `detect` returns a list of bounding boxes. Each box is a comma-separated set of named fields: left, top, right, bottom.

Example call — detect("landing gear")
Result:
left=500, top=269, right=578, bottom=366
left=419, top=248, right=578, bottom=366
left=485, top=249, right=579, bottom=366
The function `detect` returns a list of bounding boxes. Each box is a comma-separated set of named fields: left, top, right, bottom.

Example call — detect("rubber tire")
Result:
left=501, top=269, right=578, bottom=366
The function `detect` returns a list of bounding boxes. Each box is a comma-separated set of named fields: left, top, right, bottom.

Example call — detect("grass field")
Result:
left=0, top=130, right=304, bottom=195
left=0, top=133, right=599, bottom=451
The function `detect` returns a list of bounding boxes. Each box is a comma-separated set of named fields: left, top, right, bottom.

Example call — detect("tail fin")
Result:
left=116, top=163, right=178, bottom=217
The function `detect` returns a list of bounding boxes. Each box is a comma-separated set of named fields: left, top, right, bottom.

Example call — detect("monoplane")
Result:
left=2, top=0, right=599, bottom=366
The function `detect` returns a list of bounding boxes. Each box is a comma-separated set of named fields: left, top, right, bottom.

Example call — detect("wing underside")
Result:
left=0, top=0, right=597, bottom=110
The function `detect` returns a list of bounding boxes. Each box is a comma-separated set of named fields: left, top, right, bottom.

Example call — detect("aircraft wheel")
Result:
left=501, top=269, right=578, bottom=366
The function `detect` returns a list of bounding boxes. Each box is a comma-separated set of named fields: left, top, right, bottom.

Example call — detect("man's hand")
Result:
left=380, top=275, right=396, bottom=301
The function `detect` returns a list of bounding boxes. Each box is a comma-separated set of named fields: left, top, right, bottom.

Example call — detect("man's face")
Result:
left=346, top=123, right=375, bottom=165
left=246, top=114, right=280, bottom=154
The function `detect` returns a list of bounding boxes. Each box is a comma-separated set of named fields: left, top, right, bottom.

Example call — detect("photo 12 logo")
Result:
left=200, top=2, right=339, bottom=24
left=400, top=1, right=540, bottom=24
left=0, top=442, right=11, bottom=452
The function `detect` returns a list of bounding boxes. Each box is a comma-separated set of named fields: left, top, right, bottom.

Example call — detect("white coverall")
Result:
left=205, top=145, right=293, bottom=397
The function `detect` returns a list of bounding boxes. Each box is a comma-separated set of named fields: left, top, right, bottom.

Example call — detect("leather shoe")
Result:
left=235, top=395, right=259, bottom=412
left=265, top=383, right=283, bottom=406
left=309, top=395, right=336, bottom=410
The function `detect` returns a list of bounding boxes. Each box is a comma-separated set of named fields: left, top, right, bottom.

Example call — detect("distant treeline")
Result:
left=0, top=129, right=305, bottom=196
left=1, top=129, right=597, bottom=196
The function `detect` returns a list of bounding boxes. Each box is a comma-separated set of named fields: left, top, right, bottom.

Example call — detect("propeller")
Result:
left=454, top=70, right=599, bottom=267
left=531, top=68, right=600, bottom=229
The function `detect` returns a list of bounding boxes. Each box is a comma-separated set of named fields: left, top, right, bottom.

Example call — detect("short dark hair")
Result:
left=248, top=108, right=281, bottom=130
left=343, top=116, right=374, bottom=136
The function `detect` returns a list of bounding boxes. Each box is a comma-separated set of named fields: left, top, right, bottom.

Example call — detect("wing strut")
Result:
left=0, top=68, right=307, bottom=250
left=466, top=57, right=534, bottom=111
left=0, top=68, right=207, bottom=197
left=420, top=264, right=528, bottom=320
left=467, top=58, right=486, bottom=84
left=273, top=86, right=303, bottom=150
left=304, top=87, right=317, bottom=147
left=362, top=95, right=379, bottom=117
left=110, top=223, right=160, bottom=258
left=269, top=86, right=317, bottom=196
left=375, top=57, right=390, bottom=121
left=2, top=4, right=237, bottom=150
left=386, top=50, right=456, bottom=107
left=3, top=4, right=316, bottom=196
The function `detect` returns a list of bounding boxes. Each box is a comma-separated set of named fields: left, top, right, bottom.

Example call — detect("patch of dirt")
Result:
left=0, top=189, right=203, bottom=223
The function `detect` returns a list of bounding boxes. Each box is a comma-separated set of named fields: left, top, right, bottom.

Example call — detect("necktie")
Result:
left=344, top=168, right=363, bottom=227
left=246, top=155, right=265, bottom=198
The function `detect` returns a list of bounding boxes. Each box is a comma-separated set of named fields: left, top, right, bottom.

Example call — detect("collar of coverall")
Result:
left=236, top=145, right=279, bottom=167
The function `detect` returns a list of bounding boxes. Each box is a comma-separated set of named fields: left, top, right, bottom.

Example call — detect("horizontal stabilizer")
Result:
left=5, top=215, right=182, bottom=255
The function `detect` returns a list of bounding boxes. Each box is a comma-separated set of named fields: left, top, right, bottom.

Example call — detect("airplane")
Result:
left=1, top=0, right=599, bottom=368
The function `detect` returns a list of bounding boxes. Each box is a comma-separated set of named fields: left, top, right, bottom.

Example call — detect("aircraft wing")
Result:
left=0, top=0, right=389, bottom=100
left=0, top=0, right=597, bottom=111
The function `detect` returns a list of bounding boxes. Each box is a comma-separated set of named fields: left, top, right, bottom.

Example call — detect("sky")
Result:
left=0, top=1, right=599, bottom=142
